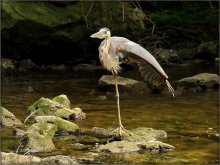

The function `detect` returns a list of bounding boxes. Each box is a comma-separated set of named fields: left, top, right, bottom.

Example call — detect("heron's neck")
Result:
left=104, top=31, right=111, bottom=50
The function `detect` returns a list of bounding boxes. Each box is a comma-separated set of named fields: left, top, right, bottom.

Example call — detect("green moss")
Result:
left=2, top=1, right=82, bottom=27
left=52, top=94, right=70, bottom=108
left=25, top=122, right=58, bottom=152
left=35, top=116, right=79, bottom=132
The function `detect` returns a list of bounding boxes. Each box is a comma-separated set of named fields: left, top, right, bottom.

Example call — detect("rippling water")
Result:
left=1, top=64, right=219, bottom=164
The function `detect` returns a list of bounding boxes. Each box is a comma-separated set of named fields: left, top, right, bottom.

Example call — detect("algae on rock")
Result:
left=28, top=95, right=86, bottom=120
left=52, top=94, right=71, bottom=109
left=1, top=106, right=22, bottom=127
left=34, top=116, right=79, bottom=134
left=22, top=122, right=58, bottom=153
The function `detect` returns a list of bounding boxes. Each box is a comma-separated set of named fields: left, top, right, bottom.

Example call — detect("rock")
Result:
left=99, top=75, right=148, bottom=94
left=97, top=141, right=140, bottom=153
left=2, top=2, right=146, bottom=65
left=137, top=141, right=175, bottom=152
left=47, top=64, right=67, bottom=71
left=18, top=59, right=40, bottom=72
left=34, top=116, right=80, bottom=134
left=196, top=41, right=217, bottom=60
left=1, top=106, right=22, bottom=127
left=91, top=127, right=115, bottom=138
left=52, top=94, right=71, bottom=109
left=1, top=152, right=41, bottom=164
left=41, top=155, right=79, bottom=164
left=13, top=128, right=26, bottom=136
left=1, top=58, right=16, bottom=69
left=1, top=152, right=79, bottom=164
left=177, top=48, right=197, bottom=60
left=28, top=97, right=86, bottom=120
left=21, top=122, right=58, bottom=153
left=155, top=48, right=181, bottom=64
left=127, top=127, right=167, bottom=142
left=72, top=107, right=86, bottom=120
left=175, top=73, right=219, bottom=90
left=27, top=86, right=35, bottom=92
left=91, top=127, right=167, bottom=142
left=97, top=140, right=175, bottom=153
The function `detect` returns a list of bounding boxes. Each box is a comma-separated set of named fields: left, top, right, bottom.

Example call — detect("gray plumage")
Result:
left=90, top=28, right=175, bottom=137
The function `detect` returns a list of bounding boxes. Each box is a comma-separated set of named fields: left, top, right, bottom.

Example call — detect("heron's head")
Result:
left=90, top=28, right=110, bottom=39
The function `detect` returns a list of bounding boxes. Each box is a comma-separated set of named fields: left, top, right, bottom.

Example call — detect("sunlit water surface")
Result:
left=1, top=64, right=219, bottom=164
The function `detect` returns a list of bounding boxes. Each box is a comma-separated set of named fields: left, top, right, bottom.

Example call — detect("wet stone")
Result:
left=99, top=75, right=148, bottom=94
left=97, top=141, right=140, bottom=153
left=21, top=122, right=58, bottom=153
left=28, top=96, right=86, bottom=120
left=1, top=152, right=41, bottom=164
left=137, top=141, right=175, bottom=152
left=13, top=128, right=26, bottom=136
left=52, top=94, right=71, bottom=108
left=1, top=152, right=79, bottom=164
left=175, top=73, right=219, bottom=90
left=91, top=127, right=167, bottom=142
left=1, top=106, right=22, bottom=127
left=97, top=140, right=175, bottom=154
left=41, top=155, right=79, bottom=164
left=34, top=116, right=80, bottom=134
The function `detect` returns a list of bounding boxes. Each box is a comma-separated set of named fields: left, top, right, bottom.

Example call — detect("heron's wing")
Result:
left=111, top=37, right=175, bottom=97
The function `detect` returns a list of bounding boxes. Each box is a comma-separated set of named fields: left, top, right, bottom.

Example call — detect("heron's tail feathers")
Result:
left=165, top=80, right=175, bottom=97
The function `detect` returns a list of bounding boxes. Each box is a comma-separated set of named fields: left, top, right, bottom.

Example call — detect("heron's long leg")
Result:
left=113, top=73, right=122, bottom=135
left=112, top=73, right=131, bottom=137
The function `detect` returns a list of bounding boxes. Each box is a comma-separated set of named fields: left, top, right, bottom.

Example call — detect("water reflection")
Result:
left=1, top=64, right=219, bottom=164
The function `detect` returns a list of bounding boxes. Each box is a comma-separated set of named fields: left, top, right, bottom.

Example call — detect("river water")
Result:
left=1, top=63, right=219, bottom=164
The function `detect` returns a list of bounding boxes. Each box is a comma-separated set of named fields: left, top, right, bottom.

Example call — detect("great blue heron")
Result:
left=90, top=27, right=175, bottom=137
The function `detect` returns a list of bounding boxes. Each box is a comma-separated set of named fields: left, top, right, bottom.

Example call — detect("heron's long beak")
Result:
left=90, top=31, right=103, bottom=39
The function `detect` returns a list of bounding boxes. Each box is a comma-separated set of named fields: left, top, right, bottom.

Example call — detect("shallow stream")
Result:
left=1, top=63, right=219, bottom=164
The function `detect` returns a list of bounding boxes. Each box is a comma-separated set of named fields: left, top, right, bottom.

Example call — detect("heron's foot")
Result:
left=108, top=124, right=132, bottom=139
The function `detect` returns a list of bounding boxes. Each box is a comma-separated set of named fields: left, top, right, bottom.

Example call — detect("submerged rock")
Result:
left=21, top=122, right=58, bottom=153
left=99, top=75, right=148, bottom=94
left=97, top=141, right=140, bottom=153
left=175, top=73, right=219, bottom=91
left=1, top=106, right=22, bottom=127
left=34, top=116, right=80, bottom=134
left=28, top=96, right=86, bottom=120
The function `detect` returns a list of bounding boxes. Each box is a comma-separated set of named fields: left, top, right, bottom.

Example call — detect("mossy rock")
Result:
left=137, top=141, right=175, bottom=152
left=34, top=116, right=79, bottom=134
left=97, top=140, right=175, bottom=153
left=1, top=106, right=22, bottom=127
left=91, top=127, right=167, bottom=142
left=97, top=141, right=140, bottom=153
left=22, top=122, right=58, bottom=153
left=52, top=94, right=70, bottom=108
left=1, top=152, right=41, bottom=164
left=28, top=97, right=86, bottom=120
